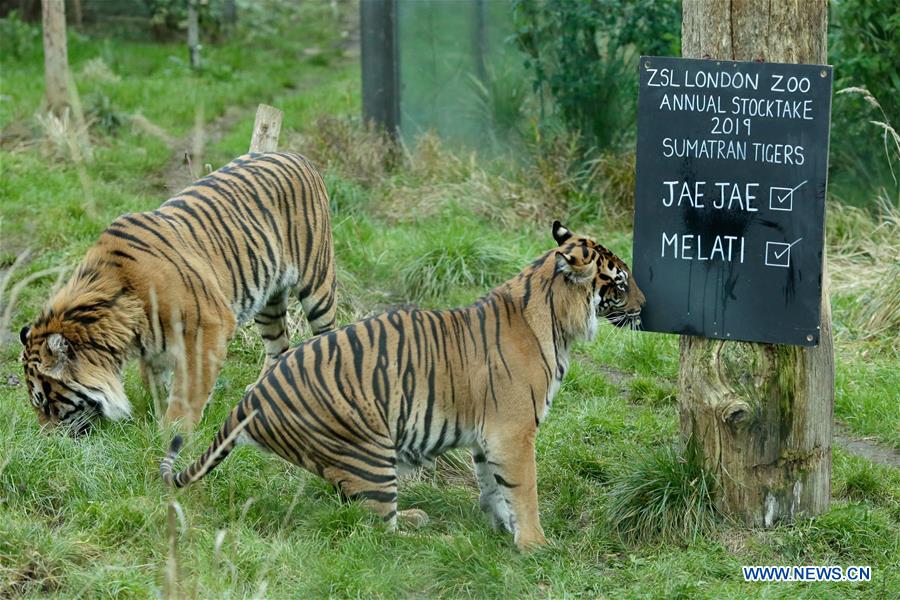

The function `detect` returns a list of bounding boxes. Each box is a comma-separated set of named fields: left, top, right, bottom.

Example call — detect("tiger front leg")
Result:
left=482, top=429, right=547, bottom=550
left=139, top=357, right=171, bottom=419
left=472, top=448, right=513, bottom=532
left=164, top=321, right=232, bottom=430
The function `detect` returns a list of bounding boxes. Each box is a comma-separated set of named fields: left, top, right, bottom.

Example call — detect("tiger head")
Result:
left=550, top=220, right=645, bottom=333
left=19, top=268, right=141, bottom=433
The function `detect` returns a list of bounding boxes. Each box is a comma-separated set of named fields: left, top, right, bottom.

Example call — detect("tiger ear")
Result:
left=556, top=249, right=596, bottom=284
left=40, top=333, right=71, bottom=377
left=19, top=325, right=30, bottom=346
left=552, top=221, right=573, bottom=245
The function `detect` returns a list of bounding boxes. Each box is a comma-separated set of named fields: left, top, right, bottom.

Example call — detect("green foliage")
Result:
left=145, top=0, right=230, bottom=41
left=512, top=0, right=680, bottom=151
left=85, top=93, right=127, bottom=135
left=467, top=65, right=530, bottom=149
left=827, top=1, right=900, bottom=207
left=608, top=437, right=720, bottom=544
left=0, top=11, right=40, bottom=60
left=829, top=0, right=900, bottom=129
left=399, top=219, right=518, bottom=304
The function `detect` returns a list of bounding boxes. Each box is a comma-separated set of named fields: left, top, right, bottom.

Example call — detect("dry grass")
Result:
left=828, top=198, right=900, bottom=346
left=296, top=115, right=399, bottom=186
left=587, top=150, right=636, bottom=226
left=79, top=58, right=121, bottom=85
left=827, top=87, right=899, bottom=349
left=377, top=134, right=543, bottom=227
left=300, top=118, right=632, bottom=229
left=35, top=109, right=93, bottom=163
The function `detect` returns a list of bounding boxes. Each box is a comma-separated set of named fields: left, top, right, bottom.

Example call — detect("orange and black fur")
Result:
left=20, top=152, right=336, bottom=432
left=161, top=222, right=644, bottom=549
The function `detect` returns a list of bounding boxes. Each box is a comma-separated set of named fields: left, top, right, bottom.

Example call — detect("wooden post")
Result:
left=41, top=0, right=69, bottom=116
left=249, top=104, right=283, bottom=153
left=678, top=0, right=833, bottom=527
left=360, top=0, right=400, bottom=136
left=187, top=0, right=201, bottom=70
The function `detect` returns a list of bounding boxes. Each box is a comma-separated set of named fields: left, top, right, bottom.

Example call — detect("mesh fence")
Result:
left=397, top=0, right=529, bottom=155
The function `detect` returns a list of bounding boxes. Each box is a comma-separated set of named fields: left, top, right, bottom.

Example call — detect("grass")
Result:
left=607, top=438, right=720, bottom=545
left=2, top=5, right=899, bottom=598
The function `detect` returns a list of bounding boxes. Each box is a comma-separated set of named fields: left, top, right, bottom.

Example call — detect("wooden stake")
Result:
left=249, top=104, right=283, bottom=153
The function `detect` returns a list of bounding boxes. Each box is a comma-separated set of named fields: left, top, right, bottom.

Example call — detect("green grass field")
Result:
left=1, top=5, right=898, bottom=598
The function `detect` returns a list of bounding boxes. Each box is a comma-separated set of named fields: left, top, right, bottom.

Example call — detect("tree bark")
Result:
left=249, top=104, right=283, bottom=153
left=187, top=0, right=201, bottom=70
left=42, top=0, right=69, bottom=116
left=678, top=0, right=834, bottom=527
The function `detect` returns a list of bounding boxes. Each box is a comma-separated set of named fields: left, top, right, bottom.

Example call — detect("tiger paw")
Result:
left=398, top=508, right=429, bottom=529
left=514, top=530, right=548, bottom=551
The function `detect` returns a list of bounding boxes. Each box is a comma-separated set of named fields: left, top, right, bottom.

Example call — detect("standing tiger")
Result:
left=160, top=221, right=644, bottom=549
left=20, top=152, right=336, bottom=433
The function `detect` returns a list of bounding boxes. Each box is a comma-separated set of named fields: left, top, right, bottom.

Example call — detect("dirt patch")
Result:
left=157, top=104, right=246, bottom=195
left=834, top=421, right=900, bottom=468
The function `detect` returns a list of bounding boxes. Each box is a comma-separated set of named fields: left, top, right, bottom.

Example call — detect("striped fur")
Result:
left=161, top=222, right=644, bottom=550
left=21, top=152, right=336, bottom=433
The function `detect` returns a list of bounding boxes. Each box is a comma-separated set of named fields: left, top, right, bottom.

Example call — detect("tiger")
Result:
left=160, top=221, right=644, bottom=549
left=19, top=152, right=337, bottom=433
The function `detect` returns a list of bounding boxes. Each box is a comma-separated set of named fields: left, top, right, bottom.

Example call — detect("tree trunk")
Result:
left=187, top=0, right=201, bottom=70
left=678, top=0, right=834, bottom=527
left=42, top=0, right=69, bottom=116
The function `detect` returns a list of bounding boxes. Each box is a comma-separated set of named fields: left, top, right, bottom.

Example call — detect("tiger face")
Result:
left=552, top=221, right=645, bottom=330
left=19, top=322, right=131, bottom=434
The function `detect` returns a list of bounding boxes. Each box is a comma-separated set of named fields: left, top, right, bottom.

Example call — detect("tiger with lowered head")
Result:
left=160, top=221, right=644, bottom=550
left=20, top=152, right=336, bottom=433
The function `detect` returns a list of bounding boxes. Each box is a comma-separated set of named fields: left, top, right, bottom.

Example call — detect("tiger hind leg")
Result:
left=251, top=289, right=290, bottom=387
left=299, top=278, right=336, bottom=335
left=326, top=464, right=403, bottom=529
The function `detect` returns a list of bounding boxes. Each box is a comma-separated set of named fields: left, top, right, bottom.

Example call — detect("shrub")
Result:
left=512, top=0, right=680, bottom=152
left=829, top=0, right=900, bottom=131
left=0, top=11, right=40, bottom=60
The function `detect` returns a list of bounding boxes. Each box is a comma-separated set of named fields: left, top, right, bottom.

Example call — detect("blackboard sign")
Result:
left=632, top=56, right=833, bottom=346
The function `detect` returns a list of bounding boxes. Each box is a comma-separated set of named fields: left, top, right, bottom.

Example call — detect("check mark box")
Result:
left=769, top=180, right=806, bottom=212
left=765, top=240, right=799, bottom=268
left=769, top=187, right=794, bottom=211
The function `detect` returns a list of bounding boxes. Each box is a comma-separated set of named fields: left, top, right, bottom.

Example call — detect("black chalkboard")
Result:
left=632, top=56, right=833, bottom=346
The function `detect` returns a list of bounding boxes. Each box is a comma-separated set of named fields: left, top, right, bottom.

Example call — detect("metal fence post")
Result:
left=360, top=0, right=400, bottom=137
